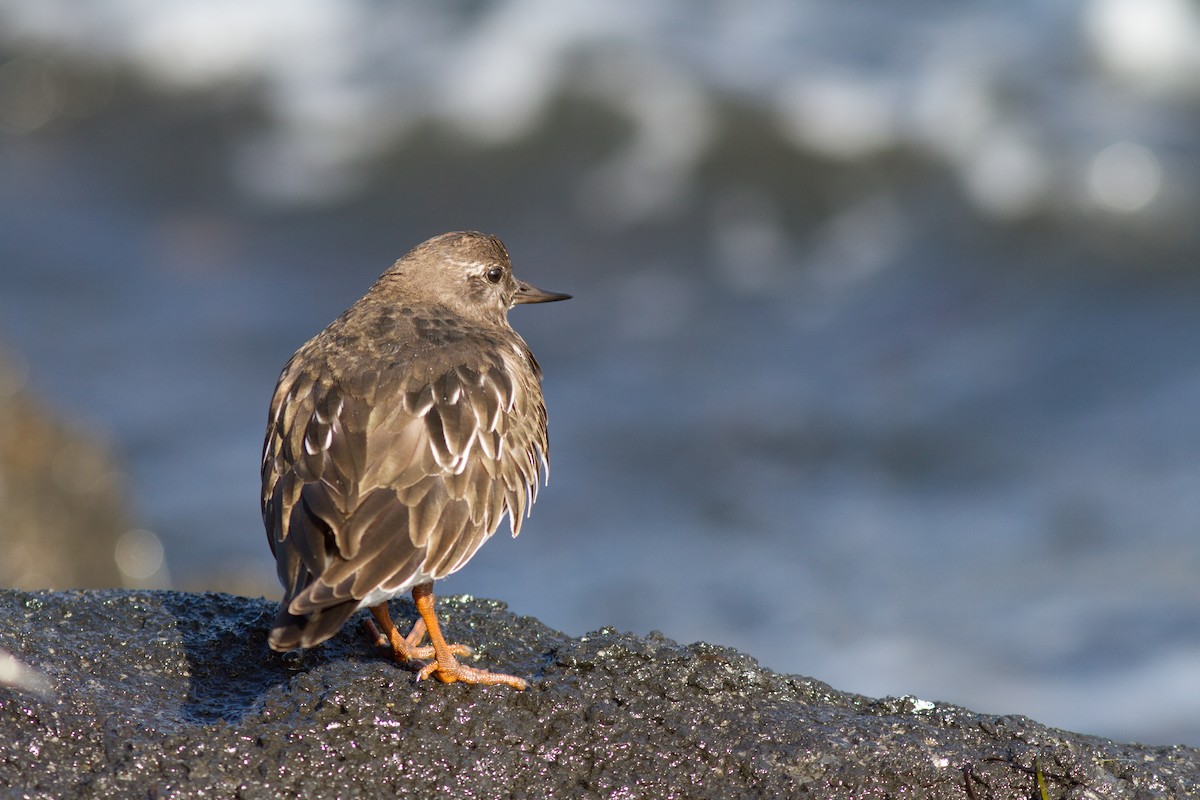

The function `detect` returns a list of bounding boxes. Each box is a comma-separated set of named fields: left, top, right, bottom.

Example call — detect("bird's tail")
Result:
left=268, top=601, right=360, bottom=651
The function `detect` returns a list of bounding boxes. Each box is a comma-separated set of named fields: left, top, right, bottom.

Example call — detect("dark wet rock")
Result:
left=0, top=350, right=133, bottom=589
left=1, top=589, right=1197, bottom=799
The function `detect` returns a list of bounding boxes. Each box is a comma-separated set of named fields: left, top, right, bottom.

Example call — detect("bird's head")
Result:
left=382, top=231, right=570, bottom=325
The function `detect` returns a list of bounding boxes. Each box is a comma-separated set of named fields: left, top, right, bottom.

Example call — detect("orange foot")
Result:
left=364, top=607, right=470, bottom=663
left=415, top=652, right=528, bottom=689
left=367, top=584, right=527, bottom=691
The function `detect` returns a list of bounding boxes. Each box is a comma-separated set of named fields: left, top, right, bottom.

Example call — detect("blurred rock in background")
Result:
left=0, top=345, right=161, bottom=590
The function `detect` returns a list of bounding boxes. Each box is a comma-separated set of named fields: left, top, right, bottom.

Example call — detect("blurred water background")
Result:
left=1, top=0, right=1198, bottom=746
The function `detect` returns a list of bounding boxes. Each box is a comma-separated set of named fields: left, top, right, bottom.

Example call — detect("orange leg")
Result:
left=365, top=604, right=431, bottom=661
left=411, top=583, right=528, bottom=690
left=364, top=602, right=470, bottom=663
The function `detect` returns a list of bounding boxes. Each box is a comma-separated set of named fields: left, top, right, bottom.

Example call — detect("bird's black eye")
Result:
left=485, top=267, right=503, bottom=284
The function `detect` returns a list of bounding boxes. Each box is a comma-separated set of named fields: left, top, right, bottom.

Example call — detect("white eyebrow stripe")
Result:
left=445, top=258, right=495, bottom=270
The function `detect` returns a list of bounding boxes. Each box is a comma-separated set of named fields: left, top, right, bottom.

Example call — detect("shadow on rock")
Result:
left=159, top=591, right=294, bottom=725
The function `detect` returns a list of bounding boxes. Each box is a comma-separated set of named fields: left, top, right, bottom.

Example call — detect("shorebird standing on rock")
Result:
left=261, top=231, right=569, bottom=689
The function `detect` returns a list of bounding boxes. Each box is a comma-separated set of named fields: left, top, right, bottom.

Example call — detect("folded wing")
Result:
left=262, top=348, right=548, bottom=650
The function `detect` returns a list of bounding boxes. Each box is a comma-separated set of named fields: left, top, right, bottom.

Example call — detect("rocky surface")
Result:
left=1, top=589, right=1197, bottom=799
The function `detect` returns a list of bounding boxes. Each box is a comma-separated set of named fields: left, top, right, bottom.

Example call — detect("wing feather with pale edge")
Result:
left=261, top=340, right=547, bottom=648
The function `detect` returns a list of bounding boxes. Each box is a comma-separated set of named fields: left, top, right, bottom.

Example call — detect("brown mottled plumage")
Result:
left=262, top=231, right=569, bottom=688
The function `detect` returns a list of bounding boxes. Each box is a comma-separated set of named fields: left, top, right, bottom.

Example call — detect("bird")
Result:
left=261, top=231, right=569, bottom=689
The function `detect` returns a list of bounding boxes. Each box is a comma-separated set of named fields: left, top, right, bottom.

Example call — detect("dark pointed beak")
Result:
left=514, top=279, right=572, bottom=304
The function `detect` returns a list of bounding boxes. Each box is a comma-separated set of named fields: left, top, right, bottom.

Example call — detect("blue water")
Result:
left=1, top=0, right=1199, bottom=746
